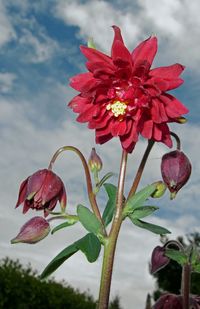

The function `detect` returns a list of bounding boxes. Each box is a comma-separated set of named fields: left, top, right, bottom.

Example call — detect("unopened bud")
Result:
left=161, top=150, right=192, bottom=199
left=151, top=181, right=167, bottom=198
left=150, top=246, right=170, bottom=274
left=88, top=148, right=102, bottom=172
left=11, top=216, right=50, bottom=244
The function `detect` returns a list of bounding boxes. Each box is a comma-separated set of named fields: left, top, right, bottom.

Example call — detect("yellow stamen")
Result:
left=106, top=100, right=127, bottom=118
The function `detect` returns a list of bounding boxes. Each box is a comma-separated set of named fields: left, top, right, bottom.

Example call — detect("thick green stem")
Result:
left=127, top=140, right=154, bottom=200
left=97, top=151, right=128, bottom=309
left=48, top=146, right=106, bottom=235
left=181, top=263, right=191, bottom=309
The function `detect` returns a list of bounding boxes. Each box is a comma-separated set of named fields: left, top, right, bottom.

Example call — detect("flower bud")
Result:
left=153, top=294, right=200, bottom=309
left=88, top=148, right=102, bottom=172
left=15, top=169, right=67, bottom=217
left=151, top=181, right=167, bottom=198
left=11, top=216, right=50, bottom=244
left=150, top=246, right=170, bottom=274
left=161, top=150, right=192, bottom=199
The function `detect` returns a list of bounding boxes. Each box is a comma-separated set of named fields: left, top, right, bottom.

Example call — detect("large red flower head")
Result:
left=69, top=26, right=188, bottom=153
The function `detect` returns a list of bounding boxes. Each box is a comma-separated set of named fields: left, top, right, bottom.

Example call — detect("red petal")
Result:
left=132, top=36, right=157, bottom=68
left=68, top=96, right=91, bottom=113
left=151, top=99, right=168, bottom=123
left=15, top=178, right=28, bottom=208
left=150, top=63, right=185, bottom=79
left=96, top=133, right=113, bottom=144
left=111, top=39, right=132, bottom=67
left=110, top=120, right=127, bottom=136
left=27, top=170, right=47, bottom=199
left=80, top=45, right=112, bottom=65
left=112, top=25, right=124, bottom=44
left=120, top=122, right=139, bottom=152
left=161, top=94, right=189, bottom=118
left=23, top=200, right=30, bottom=214
left=140, top=119, right=153, bottom=139
left=76, top=105, right=96, bottom=122
left=70, top=72, right=99, bottom=92
left=86, top=61, right=115, bottom=78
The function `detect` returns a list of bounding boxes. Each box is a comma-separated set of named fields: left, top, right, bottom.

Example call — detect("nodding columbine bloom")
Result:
left=161, top=150, right=192, bottom=199
left=150, top=246, right=170, bottom=274
left=11, top=216, right=50, bottom=244
left=153, top=294, right=200, bottom=309
left=69, top=26, right=188, bottom=153
left=15, top=169, right=67, bottom=217
left=88, top=148, right=103, bottom=172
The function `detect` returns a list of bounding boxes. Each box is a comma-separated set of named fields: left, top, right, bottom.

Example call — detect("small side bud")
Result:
left=161, top=150, right=192, bottom=199
left=175, top=117, right=187, bottom=124
left=88, top=148, right=102, bottom=173
left=151, top=181, right=167, bottom=198
left=11, top=216, right=50, bottom=244
left=150, top=246, right=170, bottom=274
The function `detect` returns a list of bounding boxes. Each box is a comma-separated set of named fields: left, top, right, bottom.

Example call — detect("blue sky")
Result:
left=1, top=1, right=200, bottom=308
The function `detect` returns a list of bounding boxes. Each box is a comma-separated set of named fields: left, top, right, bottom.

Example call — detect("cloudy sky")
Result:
left=1, top=0, right=200, bottom=308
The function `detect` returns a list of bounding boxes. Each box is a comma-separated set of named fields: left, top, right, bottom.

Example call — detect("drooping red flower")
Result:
left=15, top=169, right=67, bottom=217
left=69, top=26, right=188, bottom=153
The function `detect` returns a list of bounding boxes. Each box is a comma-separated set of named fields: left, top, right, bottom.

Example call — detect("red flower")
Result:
left=69, top=26, right=188, bottom=153
left=15, top=169, right=67, bottom=217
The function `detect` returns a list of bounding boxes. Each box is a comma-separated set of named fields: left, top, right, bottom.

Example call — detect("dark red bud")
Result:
left=161, top=150, right=192, bottom=199
left=151, top=246, right=170, bottom=274
left=153, top=294, right=200, bottom=309
left=11, top=216, right=50, bottom=244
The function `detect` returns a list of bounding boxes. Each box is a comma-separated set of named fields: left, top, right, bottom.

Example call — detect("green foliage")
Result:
left=124, top=183, right=157, bottom=215
left=129, top=206, right=159, bottom=219
left=0, top=257, right=95, bottom=309
left=51, top=220, right=77, bottom=234
left=102, top=183, right=117, bottom=226
left=129, top=217, right=171, bottom=235
left=77, top=204, right=103, bottom=235
left=0, top=257, right=122, bottom=309
left=41, top=233, right=101, bottom=279
left=165, top=248, right=187, bottom=266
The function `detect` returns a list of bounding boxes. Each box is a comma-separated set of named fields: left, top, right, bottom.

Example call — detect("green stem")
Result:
left=127, top=140, right=155, bottom=200
left=48, top=146, right=106, bottom=235
left=181, top=263, right=191, bottom=309
left=97, top=151, right=128, bottom=309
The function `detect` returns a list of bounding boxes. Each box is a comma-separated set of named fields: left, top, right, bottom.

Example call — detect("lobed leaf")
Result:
left=124, top=183, right=157, bottom=215
left=102, top=183, right=117, bottom=226
left=129, top=217, right=171, bottom=235
left=77, top=205, right=103, bottom=235
left=40, top=233, right=101, bottom=279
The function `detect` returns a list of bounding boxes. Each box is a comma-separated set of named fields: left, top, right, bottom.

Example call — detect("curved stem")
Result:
left=97, top=150, right=128, bottom=309
left=164, top=240, right=185, bottom=252
left=170, top=131, right=181, bottom=150
left=48, top=146, right=106, bottom=235
left=127, top=140, right=155, bottom=200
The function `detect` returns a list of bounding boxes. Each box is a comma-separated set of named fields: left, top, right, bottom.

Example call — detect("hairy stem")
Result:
left=97, top=151, right=128, bottom=309
left=181, top=263, right=191, bottom=309
left=127, top=140, right=155, bottom=200
left=48, top=146, right=106, bottom=235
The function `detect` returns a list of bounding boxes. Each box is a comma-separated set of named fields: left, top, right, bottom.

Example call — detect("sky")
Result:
left=0, top=0, right=200, bottom=308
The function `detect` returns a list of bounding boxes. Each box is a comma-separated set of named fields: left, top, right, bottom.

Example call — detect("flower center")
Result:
left=106, top=100, right=128, bottom=118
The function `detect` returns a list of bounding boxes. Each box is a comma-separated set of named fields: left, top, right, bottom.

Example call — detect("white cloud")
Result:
left=0, top=72, right=17, bottom=93
left=55, top=0, right=200, bottom=70
left=0, top=0, right=16, bottom=46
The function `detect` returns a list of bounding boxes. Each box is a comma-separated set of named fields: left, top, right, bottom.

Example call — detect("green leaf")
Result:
left=165, top=248, right=187, bottom=266
left=98, top=173, right=115, bottom=188
left=78, top=233, right=101, bottom=263
left=102, top=183, right=117, bottom=226
left=191, top=247, right=200, bottom=273
left=87, top=38, right=96, bottom=49
left=40, top=233, right=101, bottom=279
left=124, top=183, right=157, bottom=215
left=131, top=206, right=159, bottom=219
left=51, top=220, right=77, bottom=235
left=129, top=217, right=171, bottom=235
left=40, top=243, right=78, bottom=279
left=77, top=205, right=103, bottom=235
